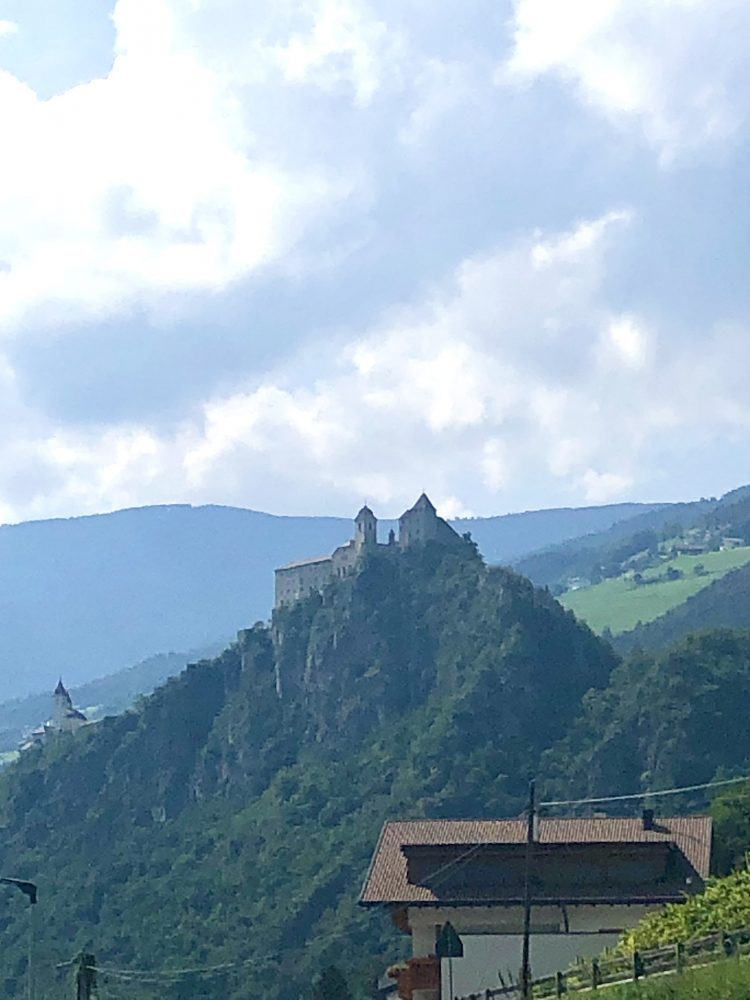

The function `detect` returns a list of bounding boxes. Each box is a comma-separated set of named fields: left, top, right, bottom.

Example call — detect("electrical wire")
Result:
left=421, top=841, right=489, bottom=890
left=540, top=773, right=750, bottom=808
left=390, top=773, right=750, bottom=902
left=89, top=957, right=253, bottom=981
left=50, top=774, right=750, bottom=981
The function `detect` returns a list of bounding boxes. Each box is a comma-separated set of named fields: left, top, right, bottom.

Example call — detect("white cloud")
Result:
left=0, top=0, right=491, bottom=339
left=2, top=207, right=750, bottom=521
left=1, top=0, right=749, bottom=525
left=271, top=0, right=403, bottom=106
left=0, top=0, right=408, bottom=335
left=0, top=20, right=17, bottom=38
left=0, top=211, right=659, bottom=518
left=581, top=469, right=634, bottom=503
left=503, top=0, right=750, bottom=162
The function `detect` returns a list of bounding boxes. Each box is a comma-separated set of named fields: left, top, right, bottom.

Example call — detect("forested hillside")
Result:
left=0, top=500, right=654, bottom=701
left=514, top=499, right=717, bottom=590
left=540, top=631, right=750, bottom=802
left=0, top=539, right=616, bottom=1000
left=5, top=545, right=750, bottom=999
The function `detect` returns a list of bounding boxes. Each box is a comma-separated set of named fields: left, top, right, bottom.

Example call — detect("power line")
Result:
left=384, top=773, right=750, bottom=904
left=422, top=842, right=488, bottom=891
left=90, top=958, right=252, bottom=981
left=540, top=773, right=750, bottom=808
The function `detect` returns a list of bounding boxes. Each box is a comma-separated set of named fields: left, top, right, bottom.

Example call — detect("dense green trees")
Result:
left=3, top=537, right=750, bottom=1000
left=0, top=540, right=616, bottom=1000
left=312, top=966, right=353, bottom=1000
left=540, top=631, right=750, bottom=804
left=710, top=781, right=750, bottom=875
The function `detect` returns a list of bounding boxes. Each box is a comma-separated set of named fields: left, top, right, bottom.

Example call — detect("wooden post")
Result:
left=555, top=971, right=566, bottom=996
left=591, top=959, right=601, bottom=989
left=675, top=942, right=684, bottom=974
left=632, top=951, right=644, bottom=981
left=521, top=781, right=536, bottom=1000
left=723, top=932, right=738, bottom=959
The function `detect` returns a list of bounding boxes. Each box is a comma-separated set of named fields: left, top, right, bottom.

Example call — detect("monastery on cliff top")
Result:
left=274, top=493, right=458, bottom=609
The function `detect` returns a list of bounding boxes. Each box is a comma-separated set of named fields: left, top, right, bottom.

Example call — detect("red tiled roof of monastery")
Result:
left=359, top=816, right=712, bottom=905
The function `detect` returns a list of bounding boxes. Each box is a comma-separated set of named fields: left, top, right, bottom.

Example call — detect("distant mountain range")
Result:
left=0, top=499, right=663, bottom=701
left=0, top=644, right=223, bottom=753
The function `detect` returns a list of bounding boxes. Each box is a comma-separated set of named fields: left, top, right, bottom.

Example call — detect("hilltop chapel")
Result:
left=19, top=678, right=88, bottom=752
left=274, top=494, right=459, bottom=608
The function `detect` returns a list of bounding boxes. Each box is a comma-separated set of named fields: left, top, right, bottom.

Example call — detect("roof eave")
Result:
left=360, top=895, right=693, bottom=909
left=359, top=821, right=391, bottom=904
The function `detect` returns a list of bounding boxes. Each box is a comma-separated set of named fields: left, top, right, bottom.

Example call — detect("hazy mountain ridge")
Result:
left=0, top=643, right=225, bottom=753
left=0, top=499, right=659, bottom=701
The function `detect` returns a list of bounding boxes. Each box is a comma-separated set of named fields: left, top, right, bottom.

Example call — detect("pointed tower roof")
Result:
left=413, top=493, right=436, bottom=511
left=355, top=504, right=376, bottom=522
left=54, top=677, right=69, bottom=697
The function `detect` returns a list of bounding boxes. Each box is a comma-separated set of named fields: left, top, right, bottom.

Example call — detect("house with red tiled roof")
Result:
left=360, top=812, right=712, bottom=1000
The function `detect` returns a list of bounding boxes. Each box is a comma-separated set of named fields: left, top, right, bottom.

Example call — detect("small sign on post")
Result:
left=436, top=922, right=464, bottom=959
left=436, top=922, right=463, bottom=1000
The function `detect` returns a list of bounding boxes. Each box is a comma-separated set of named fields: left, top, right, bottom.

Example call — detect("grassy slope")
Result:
left=607, top=960, right=750, bottom=1000
left=560, top=547, right=750, bottom=635
left=615, top=564, right=750, bottom=654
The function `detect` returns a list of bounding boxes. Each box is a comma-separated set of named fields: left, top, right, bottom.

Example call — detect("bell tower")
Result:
left=354, top=505, right=377, bottom=550
left=53, top=678, right=73, bottom=729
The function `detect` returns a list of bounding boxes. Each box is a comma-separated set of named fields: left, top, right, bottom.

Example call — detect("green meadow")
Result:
left=560, top=547, right=750, bottom=635
left=605, top=959, right=750, bottom=1000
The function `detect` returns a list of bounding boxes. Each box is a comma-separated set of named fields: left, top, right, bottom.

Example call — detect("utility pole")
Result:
left=521, top=780, right=536, bottom=999
left=75, top=952, right=97, bottom=1000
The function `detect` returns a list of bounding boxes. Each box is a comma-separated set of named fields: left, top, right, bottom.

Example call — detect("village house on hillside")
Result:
left=360, top=812, right=712, bottom=1000
left=274, top=494, right=459, bottom=609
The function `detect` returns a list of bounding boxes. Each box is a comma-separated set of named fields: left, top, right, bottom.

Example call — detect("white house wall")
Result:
left=408, top=904, right=662, bottom=1000
left=439, top=933, right=621, bottom=1000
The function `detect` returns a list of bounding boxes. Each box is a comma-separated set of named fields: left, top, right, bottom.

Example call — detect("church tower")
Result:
left=53, top=678, right=73, bottom=730
left=354, top=504, right=377, bottom=550
left=52, top=677, right=87, bottom=733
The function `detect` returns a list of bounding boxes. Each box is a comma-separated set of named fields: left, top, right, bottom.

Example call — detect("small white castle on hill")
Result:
left=19, top=678, right=88, bottom=752
left=274, top=493, right=458, bottom=608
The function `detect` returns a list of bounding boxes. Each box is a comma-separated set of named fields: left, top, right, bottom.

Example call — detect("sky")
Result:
left=0, top=0, right=749, bottom=522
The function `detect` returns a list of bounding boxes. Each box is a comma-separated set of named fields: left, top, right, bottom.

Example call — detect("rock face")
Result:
left=0, top=537, right=616, bottom=1000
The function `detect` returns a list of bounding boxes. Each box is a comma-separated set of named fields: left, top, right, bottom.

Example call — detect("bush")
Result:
left=619, top=869, right=750, bottom=954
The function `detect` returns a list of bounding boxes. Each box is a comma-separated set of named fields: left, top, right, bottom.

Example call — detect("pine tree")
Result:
left=312, top=965, right=353, bottom=1000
